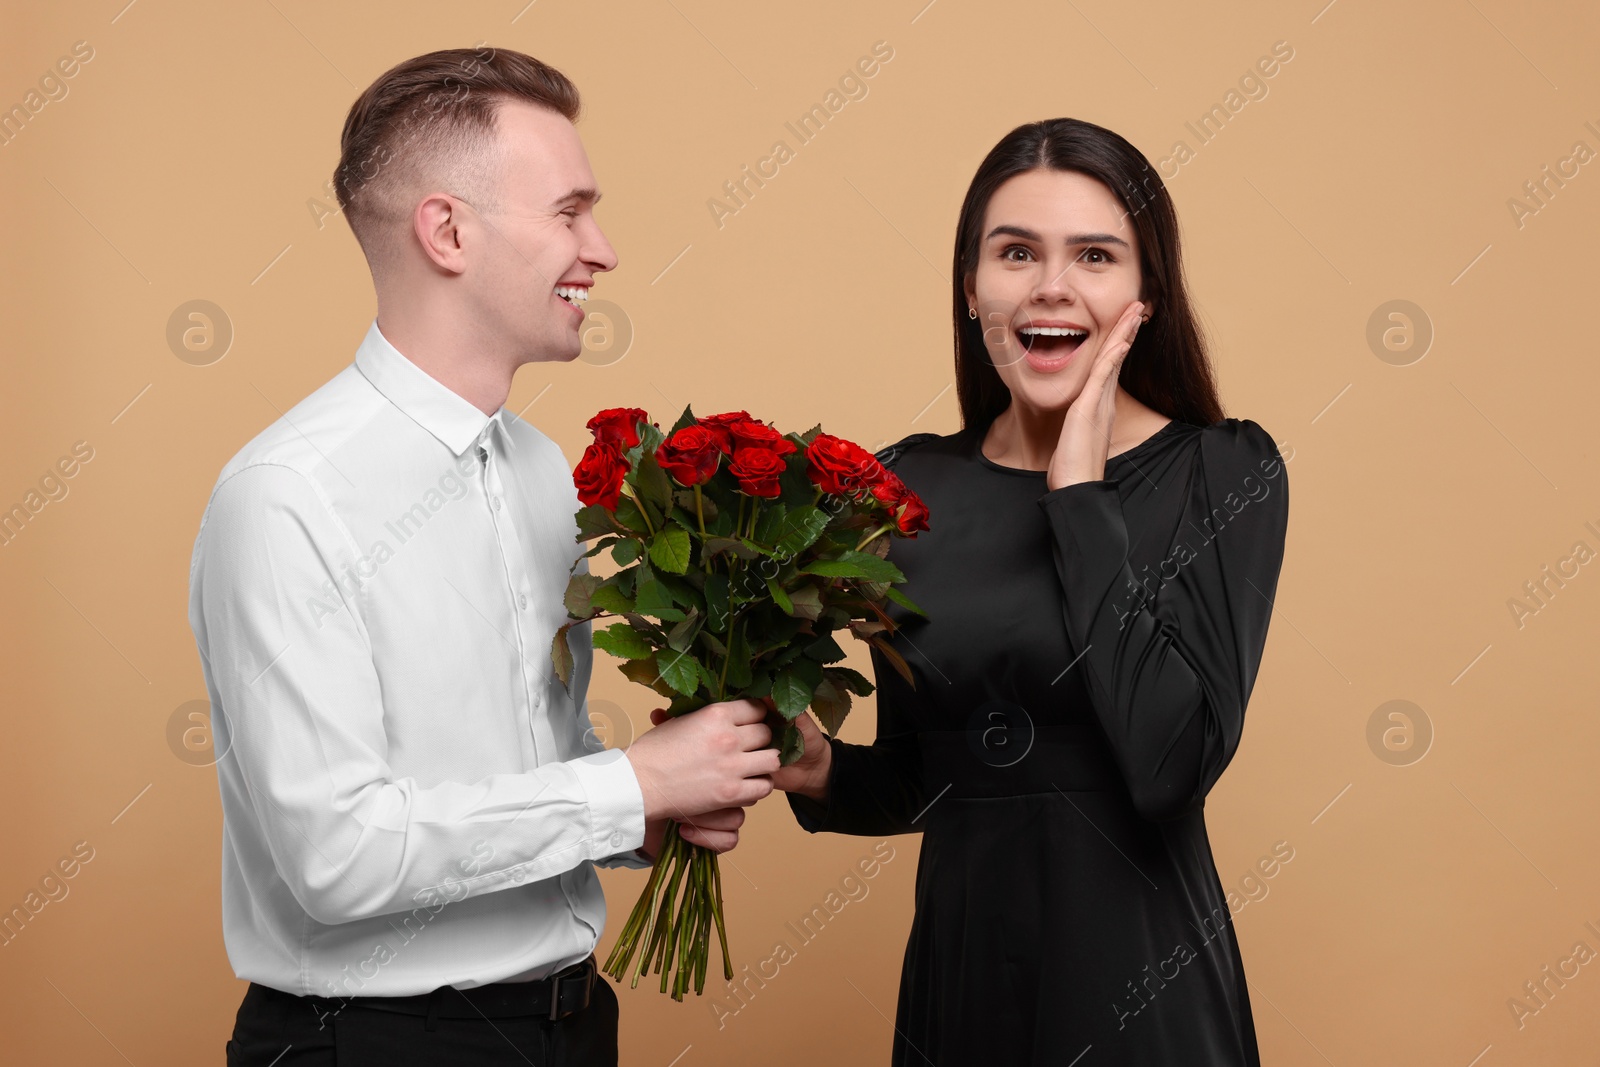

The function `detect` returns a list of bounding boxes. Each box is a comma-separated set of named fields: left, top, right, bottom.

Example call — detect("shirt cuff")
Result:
left=566, top=748, right=647, bottom=863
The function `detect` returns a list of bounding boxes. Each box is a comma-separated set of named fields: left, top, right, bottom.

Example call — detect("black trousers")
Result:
left=225, top=968, right=620, bottom=1065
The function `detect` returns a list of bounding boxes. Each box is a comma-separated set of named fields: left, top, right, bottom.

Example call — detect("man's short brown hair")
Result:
left=333, top=45, right=580, bottom=271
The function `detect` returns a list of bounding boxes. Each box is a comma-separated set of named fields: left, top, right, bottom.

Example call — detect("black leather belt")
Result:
left=292, top=954, right=599, bottom=1023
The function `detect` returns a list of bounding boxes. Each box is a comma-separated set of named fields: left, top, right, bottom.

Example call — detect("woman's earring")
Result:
left=968, top=306, right=978, bottom=319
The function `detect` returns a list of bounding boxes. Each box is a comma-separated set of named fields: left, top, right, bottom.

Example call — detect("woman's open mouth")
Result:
left=1016, top=324, right=1087, bottom=370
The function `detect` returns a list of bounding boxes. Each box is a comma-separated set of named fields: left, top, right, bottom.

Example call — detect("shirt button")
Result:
left=518, top=594, right=528, bottom=610
left=610, top=831, right=626, bottom=849
left=493, top=497, right=503, bottom=511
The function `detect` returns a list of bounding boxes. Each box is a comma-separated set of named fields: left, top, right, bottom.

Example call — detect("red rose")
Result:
left=656, top=425, right=722, bottom=486
left=728, top=420, right=799, bottom=457
left=574, top=441, right=628, bottom=510
left=727, top=446, right=787, bottom=498
left=868, top=471, right=929, bottom=535
left=586, top=407, right=649, bottom=450
left=697, top=411, right=755, bottom=454
left=805, top=434, right=885, bottom=496
left=893, top=490, right=930, bottom=535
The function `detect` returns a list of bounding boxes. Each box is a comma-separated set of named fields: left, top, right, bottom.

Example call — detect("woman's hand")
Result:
left=770, top=709, right=831, bottom=803
left=1046, top=299, right=1144, bottom=492
left=649, top=703, right=832, bottom=805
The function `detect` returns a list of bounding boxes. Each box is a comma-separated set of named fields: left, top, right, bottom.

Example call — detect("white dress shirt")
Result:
left=187, top=318, right=649, bottom=998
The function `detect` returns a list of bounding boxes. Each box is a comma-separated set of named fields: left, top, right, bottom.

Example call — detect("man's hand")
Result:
left=640, top=809, right=746, bottom=859
left=625, top=698, right=778, bottom=822
left=649, top=703, right=832, bottom=804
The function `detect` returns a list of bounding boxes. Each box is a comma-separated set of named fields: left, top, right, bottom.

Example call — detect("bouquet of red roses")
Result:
left=552, top=405, right=928, bottom=1000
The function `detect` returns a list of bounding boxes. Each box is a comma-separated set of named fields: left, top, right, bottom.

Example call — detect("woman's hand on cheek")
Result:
left=1046, top=299, right=1143, bottom=492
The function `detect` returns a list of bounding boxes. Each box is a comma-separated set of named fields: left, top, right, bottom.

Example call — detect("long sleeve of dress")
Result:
left=1036, top=418, right=1289, bottom=822
left=786, top=645, right=928, bottom=836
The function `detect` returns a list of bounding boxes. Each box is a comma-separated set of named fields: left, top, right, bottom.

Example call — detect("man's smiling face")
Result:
left=464, top=100, right=619, bottom=365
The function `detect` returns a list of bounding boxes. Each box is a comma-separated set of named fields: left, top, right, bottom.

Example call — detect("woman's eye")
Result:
left=1080, top=247, right=1114, bottom=265
left=1001, top=245, right=1032, bottom=262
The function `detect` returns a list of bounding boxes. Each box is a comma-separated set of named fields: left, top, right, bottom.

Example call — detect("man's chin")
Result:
left=525, top=330, right=584, bottom=365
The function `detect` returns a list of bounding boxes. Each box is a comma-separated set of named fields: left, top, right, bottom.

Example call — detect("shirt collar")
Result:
left=354, top=318, right=507, bottom=458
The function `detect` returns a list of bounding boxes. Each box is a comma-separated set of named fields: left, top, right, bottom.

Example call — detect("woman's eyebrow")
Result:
left=985, top=224, right=1129, bottom=249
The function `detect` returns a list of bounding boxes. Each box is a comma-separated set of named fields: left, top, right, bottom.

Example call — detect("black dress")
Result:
left=788, top=413, right=1290, bottom=1066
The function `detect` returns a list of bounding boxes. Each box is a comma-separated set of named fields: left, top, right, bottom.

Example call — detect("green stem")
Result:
left=610, top=822, right=678, bottom=983
left=718, top=618, right=742, bottom=698
left=693, top=484, right=707, bottom=537
left=625, top=484, right=657, bottom=536
left=711, top=853, right=731, bottom=980
left=855, top=522, right=894, bottom=552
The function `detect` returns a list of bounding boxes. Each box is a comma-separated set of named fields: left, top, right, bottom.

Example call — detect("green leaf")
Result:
left=703, top=536, right=758, bottom=562
left=787, top=585, right=823, bottom=621
left=667, top=610, right=704, bottom=654
left=771, top=668, right=815, bottom=720
left=777, top=721, right=805, bottom=767
left=810, top=675, right=851, bottom=736
left=590, top=582, right=636, bottom=615
left=694, top=656, right=721, bottom=694
left=765, top=577, right=794, bottom=615
left=610, top=538, right=642, bottom=566
left=580, top=536, right=621, bottom=559
left=773, top=505, right=830, bottom=557
left=550, top=623, right=576, bottom=687
left=800, top=550, right=904, bottom=583
left=669, top=404, right=698, bottom=435
left=704, top=573, right=730, bottom=632
left=724, top=626, right=752, bottom=689
left=655, top=648, right=704, bottom=697
left=635, top=450, right=676, bottom=514
left=752, top=502, right=787, bottom=544
left=592, top=623, right=654, bottom=660
left=882, top=584, right=928, bottom=617
left=803, top=633, right=847, bottom=663
left=637, top=419, right=666, bottom=457
left=619, top=656, right=678, bottom=699
left=870, top=635, right=916, bottom=687
left=564, top=573, right=603, bottom=620
left=615, top=494, right=664, bottom=535
left=655, top=570, right=706, bottom=614
left=743, top=668, right=772, bottom=699
left=633, top=562, right=677, bottom=617
left=647, top=524, right=692, bottom=574
left=824, top=665, right=875, bottom=696
left=575, top=504, right=619, bottom=540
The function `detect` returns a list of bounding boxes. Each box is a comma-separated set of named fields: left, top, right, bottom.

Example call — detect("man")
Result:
left=187, top=46, right=778, bottom=1065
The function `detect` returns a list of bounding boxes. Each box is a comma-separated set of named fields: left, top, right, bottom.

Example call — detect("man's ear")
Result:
left=414, top=193, right=469, bottom=275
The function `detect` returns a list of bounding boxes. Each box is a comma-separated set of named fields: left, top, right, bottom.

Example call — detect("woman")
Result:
left=774, top=118, right=1290, bottom=1065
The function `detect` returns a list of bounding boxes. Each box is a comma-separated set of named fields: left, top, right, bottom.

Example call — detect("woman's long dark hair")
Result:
left=953, top=118, right=1225, bottom=430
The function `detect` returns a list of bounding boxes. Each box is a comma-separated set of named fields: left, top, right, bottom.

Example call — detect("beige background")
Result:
left=3, top=0, right=1599, bottom=1063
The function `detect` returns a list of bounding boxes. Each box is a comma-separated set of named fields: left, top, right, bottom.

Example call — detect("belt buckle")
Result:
left=549, top=957, right=594, bottom=1021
